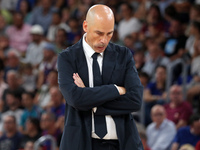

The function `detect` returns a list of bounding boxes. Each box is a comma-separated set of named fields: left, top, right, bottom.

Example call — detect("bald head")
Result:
left=86, top=5, right=114, bottom=26
left=83, top=5, right=115, bottom=53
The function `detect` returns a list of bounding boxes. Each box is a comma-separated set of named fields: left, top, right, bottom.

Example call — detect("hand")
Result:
left=116, top=86, right=126, bottom=95
left=73, top=73, right=85, bottom=88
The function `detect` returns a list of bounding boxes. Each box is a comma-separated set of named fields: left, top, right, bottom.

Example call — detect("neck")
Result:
left=125, top=16, right=131, bottom=21
left=155, top=123, right=161, bottom=129
left=27, top=105, right=33, bottom=111
left=6, top=130, right=16, bottom=138
left=47, top=125, right=56, bottom=135
left=28, top=129, right=38, bottom=137
left=10, top=105, right=18, bottom=111
left=156, top=81, right=164, bottom=89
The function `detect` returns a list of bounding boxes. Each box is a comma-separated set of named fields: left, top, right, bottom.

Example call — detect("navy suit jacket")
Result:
left=57, top=38, right=144, bottom=150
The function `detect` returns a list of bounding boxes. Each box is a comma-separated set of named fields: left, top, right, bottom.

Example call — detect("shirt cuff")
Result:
left=93, top=107, right=97, bottom=113
left=114, top=84, right=119, bottom=94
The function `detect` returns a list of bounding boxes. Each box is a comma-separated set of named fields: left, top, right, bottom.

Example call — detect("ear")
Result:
left=83, top=20, right=88, bottom=33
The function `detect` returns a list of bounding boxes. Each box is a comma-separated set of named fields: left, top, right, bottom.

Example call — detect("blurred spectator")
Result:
left=164, top=17, right=188, bottom=84
left=3, top=50, right=20, bottom=81
left=138, top=72, right=149, bottom=88
left=123, top=35, right=135, bottom=54
left=134, top=50, right=145, bottom=73
left=19, top=91, right=42, bottom=133
left=0, top=34, right=10, bottom=60
left=28, top=0, right=58, bottom=35
left=20, top=117, right=41, bottom=149
left=171, top=114, right=200, bottom=150
left=20, top=63, right=37, bottom=92
left=17, top=0, right=32, bottom=23
left=37, top=43, right=57, bottom=89
left=139, top=131, right=150, bottom=150
left=0, top=59, right=7, bottom=101
left=146, top=105, right=176, bottom=150
left=196, top=140, right=200, bottom=150
left=40, top=112, right=62, bottom=147
left=0, top=0, right=18, bottom=12
left=0, top=115, right=22, bottom=150
left=118, top=2, right=141, bottom=41
left=186, top=22, right=200, bottom=101
left=189, top=4, right=200, bottom=22
left=35, top=70, right=58, bottom=109
left=54, top=28, right=69, bottom=53
left=180, top=144, right=195, bottom=150
left=16, top=0, right=36, bottom=11
left=186, top=20, right=200, bottom=56
left=49, top=86, right=65, bottom=130
left=47, top=11, right=62, bottom=42
left=164, top=5, right=177, bottom=29
left=6, top=12, right=31, bottom=55
left=142, top=42, right=169, bottom=81
left=0, top=90, right=23, bottom=132
left=1, top=70, right=25, bottom=112
left=0, top=14, right=7, bottom=35
left=140, top=4, right=165, bottom=42
left=67, top=17, right=82, bottom=45
left=21, top=24, right=46, bottom=69
left=143, top=65, right=167, bottom=125
left=23, top=141, right=34, bottom=150
left=164, top=85, right=193, bottom=130
left=49, top=86, right=64, bottom=119
left=110, top=27, right=123, bottom=46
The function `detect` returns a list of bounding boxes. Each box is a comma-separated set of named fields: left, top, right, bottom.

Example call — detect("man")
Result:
left=117, top=2, right=141, bottom=41
left=40, top=112, right=62, bottom=148
left=57, top=4, right=143, bottom=150
left=142, top=42, right=169, bottom=81
left=164, top=85, right=193, bottom=129
left=22, top=24, right=46, bottom=69
left=28, top=0, right=58, bottom=35
left=6, top=12, right=31, bottom=55
left=171, top=114, right=200, bottom=150
left=0, top=115, right=22, bottom=150
left=37, top=43, right=57, bottom=89
left=146, top=105, right=176, bottom=150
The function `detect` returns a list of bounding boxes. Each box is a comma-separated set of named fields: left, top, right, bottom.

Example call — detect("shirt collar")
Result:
left=82, top=33, right=103, bottom=58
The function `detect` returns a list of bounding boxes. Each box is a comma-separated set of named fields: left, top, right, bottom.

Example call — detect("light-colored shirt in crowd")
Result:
left=118, top=17, right=141, bottom=41
left=146, top=119, right=176, bottom=150
left=47, top=23, right=71, bottom=41
left=21, top=41, right=46, bottom=66
left=6, top=24, right=31, bottom=53
left=82, top=33, right=118, bottom=140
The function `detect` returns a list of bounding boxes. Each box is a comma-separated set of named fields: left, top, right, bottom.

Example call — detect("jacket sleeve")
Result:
left=95, top=50, right=143, bottom=116
left=57, top=51, right=120, bottom=111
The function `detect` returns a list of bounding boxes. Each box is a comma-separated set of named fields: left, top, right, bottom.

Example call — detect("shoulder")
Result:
left=147, top=82, right=156, bottom=89
left=181, top=101, right=192, bottom=109
left=177, top=126, right=190, bottom=133
left=59, top=40, right=81, bottom=57
left=147, top=122, right=155, bottom=132
left=165, top=119, right=176, bottom=129
left=108, top=42, right=132, bottom=57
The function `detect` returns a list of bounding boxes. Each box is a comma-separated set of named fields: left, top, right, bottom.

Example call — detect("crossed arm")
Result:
left=73, top=73, right=126, bottom=95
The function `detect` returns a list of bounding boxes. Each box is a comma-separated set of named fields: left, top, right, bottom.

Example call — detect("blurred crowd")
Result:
left=0, top=0, right=200, bottom=150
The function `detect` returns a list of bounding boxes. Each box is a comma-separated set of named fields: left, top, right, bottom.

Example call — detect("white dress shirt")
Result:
left=82, top=33, right=118, bottom=139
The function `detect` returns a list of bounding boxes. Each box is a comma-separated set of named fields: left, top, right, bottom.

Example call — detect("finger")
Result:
left=76, top=73, right=80, bottom=78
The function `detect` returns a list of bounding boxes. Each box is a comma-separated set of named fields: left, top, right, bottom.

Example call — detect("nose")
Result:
left=100, top=35, right=108, bottom=44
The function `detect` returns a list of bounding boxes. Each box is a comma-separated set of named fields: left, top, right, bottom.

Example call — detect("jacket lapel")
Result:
left=102, top=44, right=118, bottom=84
left=75, top=39, right=89, bottom=87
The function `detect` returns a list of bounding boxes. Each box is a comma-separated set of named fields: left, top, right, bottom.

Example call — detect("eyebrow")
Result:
left=94, top=30, right=114, bottom=34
